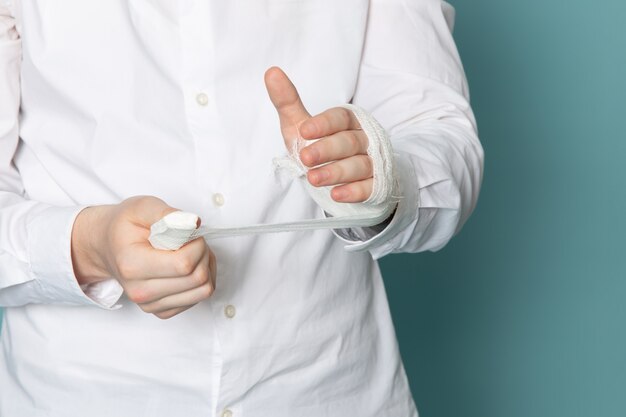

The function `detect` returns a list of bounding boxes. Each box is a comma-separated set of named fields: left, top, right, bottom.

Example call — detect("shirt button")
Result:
left=196, top=92, right=209, bottom=106
left=221, top=410, right=233, bottom=417
left=224, top=305, right=236, bottom=319
left=212, top=192, right=225, bottom=207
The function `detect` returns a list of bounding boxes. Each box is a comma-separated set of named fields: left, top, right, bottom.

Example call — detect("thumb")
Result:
left=124, top=196, right=199, bottom=229
left=264, top=66, right=311, bottom=149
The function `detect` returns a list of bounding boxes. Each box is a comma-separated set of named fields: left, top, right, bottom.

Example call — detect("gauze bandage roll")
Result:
left=149, top=104, right=399, bottom=250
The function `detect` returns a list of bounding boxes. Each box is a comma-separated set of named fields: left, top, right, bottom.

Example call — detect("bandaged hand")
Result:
left=71, top=196, right=216, bottom=319
left=265, top=67, right=373, bottom=203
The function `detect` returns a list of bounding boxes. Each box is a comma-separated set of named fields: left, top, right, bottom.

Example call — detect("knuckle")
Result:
left=339, top=108, right=352, bottom=126
left=191, top=264, right=209, bottom=286
left=357, top=182, right=371, bottom=201
left=319, top=112, right=332, bottom=128
left=199, top=283, right=214, bottom=299
left=208, top=253, right=217, bottom=284
left=208, top=248, right=216, bottom=263
left=360, top=155, right=373, bottom=173
left=155, top=311, right=174, bottom=320
left=125, top=288, right=138, bottom=303
left=126, top=287, right=142, bottom=303
left=357, top=186, right=368, bottom=201
left=121, top=195, right=143, bottom=207
left=175, top=255, right=196, bottom=276
left=128, top=196, right=173, bottom=222
left=208, top=250, right=217, bottom=269
left=137, top=195, right=162, bottom=207
left=140, top=303, right=157, bottom=314
left=343, top=184, right=363, bottom=202
left=125, top=195, right=156, bottom=212
left=346, top=132, right=361, bottom=153
left=116, top=257, right=137, bottom=280
left=332, top=164, right=344, bottom=181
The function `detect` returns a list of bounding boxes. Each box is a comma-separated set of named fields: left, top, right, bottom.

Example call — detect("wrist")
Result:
left=71, top=205, right=114, bottom=285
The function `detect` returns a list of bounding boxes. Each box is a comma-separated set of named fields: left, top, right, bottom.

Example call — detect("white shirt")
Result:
left=0, top=1, right=483, bottom=416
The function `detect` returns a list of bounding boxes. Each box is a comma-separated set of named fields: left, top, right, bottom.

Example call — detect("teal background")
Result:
left=379, top=0, right=626, bottom=416
left=1, top=1, right=625, bottom=416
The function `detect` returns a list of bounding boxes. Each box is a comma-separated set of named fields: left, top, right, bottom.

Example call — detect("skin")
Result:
left=71, top=196, right=217, bottom=320
left=265, top=67, right=374, bottom=203
left=71, top=67, right=373, bottom=319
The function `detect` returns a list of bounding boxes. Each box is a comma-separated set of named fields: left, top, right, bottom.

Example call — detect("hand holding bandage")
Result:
left=72, top=197, right=217, bottom=319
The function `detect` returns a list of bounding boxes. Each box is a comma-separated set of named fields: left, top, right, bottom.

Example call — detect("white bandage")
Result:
left=149, top=211, right=199, bottom=250
left=149, top=104, right=399, bottom=250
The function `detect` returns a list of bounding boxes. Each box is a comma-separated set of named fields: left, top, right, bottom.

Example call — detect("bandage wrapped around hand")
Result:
left=149, top=104, right=398, bottom=250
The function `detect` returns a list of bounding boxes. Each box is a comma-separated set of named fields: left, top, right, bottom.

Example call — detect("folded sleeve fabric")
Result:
left=331, top=0, right=484, bottom=260
left=0, top=4, right=121, bottom=308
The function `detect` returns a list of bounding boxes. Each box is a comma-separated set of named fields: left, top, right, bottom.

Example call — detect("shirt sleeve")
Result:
left=0, top=3, right=123, bottom=308
left=331, top=0, right=484, bottom=260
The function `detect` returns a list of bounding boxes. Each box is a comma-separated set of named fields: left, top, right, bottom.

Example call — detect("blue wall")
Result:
left=380, top=0, right=626, bottom=416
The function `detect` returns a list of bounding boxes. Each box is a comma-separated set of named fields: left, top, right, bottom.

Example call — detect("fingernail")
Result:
left=309, top=169, right=329, bottom=185
left=333, top=188, right=349, bottom=200
left=301, top=148, right=320, bottom=166
left=317, top=170, right=330, bottom=182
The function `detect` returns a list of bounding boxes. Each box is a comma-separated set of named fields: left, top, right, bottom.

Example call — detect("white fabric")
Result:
left=149, top=104, right=399, bottom=251
left=0, top=1, right=484, bottom=416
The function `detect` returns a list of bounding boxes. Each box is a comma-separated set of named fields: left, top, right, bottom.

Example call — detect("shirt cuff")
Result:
left=26, top=205, right=123, bottom=309
left=330, top=151, right=420, bottom=259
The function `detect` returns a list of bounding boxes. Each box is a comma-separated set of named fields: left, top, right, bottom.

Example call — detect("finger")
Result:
left=124, top=195, right=181, bottom=227
left=264, top=66, right=311, bottom=149
left=299, top=107, right=361, bottom=140
left=116, top=236, right=207, bottom=280
left=307, top=155, right=373, bottom=187
left=208, top=248, right=217, bottom=290
left=299, top=130, right=369, bottom=167
left=139, top=281, right=214, bottom=314
left=124, top=251, right=211, bottom=304
left=154, top=305, right=195, bottom=320
left=331, top=178, right=374, bottom=203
